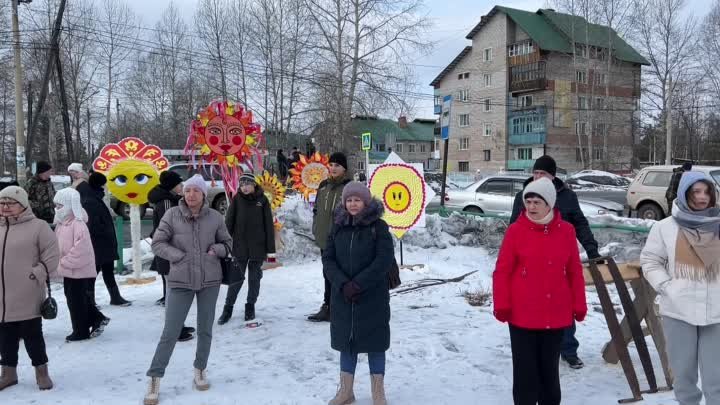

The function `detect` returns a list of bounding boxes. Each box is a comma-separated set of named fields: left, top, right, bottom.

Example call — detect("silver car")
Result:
left=442, top=175, right=624, bottom=217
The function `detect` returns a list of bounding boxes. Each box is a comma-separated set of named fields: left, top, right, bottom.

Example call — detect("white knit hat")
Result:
left=523, top=177, right=557, bottom=208
left=53, top=187, right=84, bottom=222
left=67, top=163, right=84, bottom=173
left=183, top=174, right=208, bottom=196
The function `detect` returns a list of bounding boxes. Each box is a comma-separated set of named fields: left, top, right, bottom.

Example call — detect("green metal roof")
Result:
left=350, top=117, right=435, bottom=143
left=538, top=9, right=649, bottom=65
left=494, top=6, right=571, bottom=53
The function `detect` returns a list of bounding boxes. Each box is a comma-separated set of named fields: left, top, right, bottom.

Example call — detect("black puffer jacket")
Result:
left=225, top=187, right=275, bottom=260
left=510, top=177, right=599, bottom=258
left=323, top=199, right=394, bottom=353
left=148, top=185, right=181, bottom=275
left=81, top=185, right=119, bottom=266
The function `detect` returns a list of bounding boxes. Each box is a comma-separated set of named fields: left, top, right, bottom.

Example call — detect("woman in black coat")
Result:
left=83, top=172, right=130, bottom=308
left=323, top=181, right=393, bottom=405
left=218, top=173, right=275, bottom=324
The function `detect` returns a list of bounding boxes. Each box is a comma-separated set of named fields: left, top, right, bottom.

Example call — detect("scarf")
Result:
left=674, top=228, right=720, bottom=282
left=672, top=202, right=720, bottom=235
left=526, top=209, right=554, bottom=225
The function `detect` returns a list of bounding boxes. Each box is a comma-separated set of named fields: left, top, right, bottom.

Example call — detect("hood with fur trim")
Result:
left=334, top=198, right=385, bottom=227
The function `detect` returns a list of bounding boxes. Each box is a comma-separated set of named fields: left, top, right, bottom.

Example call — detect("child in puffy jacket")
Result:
left=54, top=188, right=108, bottom=342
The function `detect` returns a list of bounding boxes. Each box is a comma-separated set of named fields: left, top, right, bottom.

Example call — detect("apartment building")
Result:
left=431, top=6, right=648, bottom=173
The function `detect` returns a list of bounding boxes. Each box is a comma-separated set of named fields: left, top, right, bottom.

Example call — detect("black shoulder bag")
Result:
left=221, top=242, right=243, bottom=285
left=39, top=262, right=57, bottom=320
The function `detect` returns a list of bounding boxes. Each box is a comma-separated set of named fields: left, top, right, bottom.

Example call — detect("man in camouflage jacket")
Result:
left=24, top=161, right=56, bottom=224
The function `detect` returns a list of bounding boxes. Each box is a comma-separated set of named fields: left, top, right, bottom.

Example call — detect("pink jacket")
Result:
left=55, top=211, right=97, bottom=279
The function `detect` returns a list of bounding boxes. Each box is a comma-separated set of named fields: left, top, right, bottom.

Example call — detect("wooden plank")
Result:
left=583, top=262, right=641, bottom=285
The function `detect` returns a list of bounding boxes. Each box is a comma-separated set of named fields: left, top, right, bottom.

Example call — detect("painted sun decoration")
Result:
left=289, top=152, right=330, bottom=201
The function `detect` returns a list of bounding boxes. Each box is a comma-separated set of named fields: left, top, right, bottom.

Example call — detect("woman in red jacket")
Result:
left=493, top=177, right=587, bottom=405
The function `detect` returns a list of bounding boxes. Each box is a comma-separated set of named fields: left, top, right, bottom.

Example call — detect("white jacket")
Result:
left=640, top=217, right=720, bottom=326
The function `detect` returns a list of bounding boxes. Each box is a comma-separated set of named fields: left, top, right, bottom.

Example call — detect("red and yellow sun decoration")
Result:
left=185, top=100, right=263, bottom=197
left=289, top=152, right=330, bottom=201
left=255, top=171, right=286, bottom=211
left=93, top=137, right=169, bottom=205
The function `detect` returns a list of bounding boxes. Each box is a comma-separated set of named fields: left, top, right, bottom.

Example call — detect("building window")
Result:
left=594, top=73, right=607, bottom=86
left=483, top=150, right=491, bottom=161
left=575, top=43, right=588, bottom=58
left=458, top=161, right=470, bottom=172
left=518, top=148, right=533, bottom=160
left=594, top=123, right=609, bottom=136
left=484, top=74, right=492, bottom=87
left=576, top=148, right=588, bottom=162
left=484, top=123, right=492, bottom=136
left=576, top=71, right=587, bottom=84
left=511, top=115, right=545, bottom=135
left=516, top=95, right=533, bottom=107
left=420, top=144, right=427, bottom=153
left=484, top=99, right=492, bottom=112
left=458, top=89, right=469, bottom=102
left=395, top=143, right=403, bottom=153
left=375, top=143, right=386, bottom=152
left=457, top=72, right=470, bottom=80
left=434, top=138, right=441, bottom=151
left=434, top=95, right=442, bottom=107
left=357, top=160, right=365, bottom=171
left=578, top=96, right=588, bottom=110
left=575, top=121, right=587, bottom=136
left=594, top=148, right=603, bottom=161
left=508, top=41, right=534, bottom=57
left=459, top=137, right=470, bottom=150
left=484, top=48, right=493, bottom=62
left=459, top=114, right=470, bottom=127
left=596, top=97, right=605, bottom=110
left=408, top=144, right=416, bottom=153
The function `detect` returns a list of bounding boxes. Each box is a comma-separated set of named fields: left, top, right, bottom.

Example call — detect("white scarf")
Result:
left=526, top=210, right=554, bottom=225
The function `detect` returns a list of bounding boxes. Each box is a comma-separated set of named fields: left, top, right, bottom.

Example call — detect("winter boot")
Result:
left=328, top=372, right=355, bottom=405
left=34, top=364, right=53, bottom=390
left=244, top=303, right=255, bottom=321
left=562, top=355, right=584, bottom=370
left=178, top=327, right=194, bottom=342
left=143, top=377, right=161, bottom=405
left=370, top=374, right=387, bottom=405
left=218, top=305, right=233, bottom=325
left=308, top=303, right=330, bottom=322
left=155, top=297, right=165, bottom=306
left=193, top=368, right=210, bottom=391
left=109, top=286, right=132, bottom=307
left=0, top=366, right=18, bottom=391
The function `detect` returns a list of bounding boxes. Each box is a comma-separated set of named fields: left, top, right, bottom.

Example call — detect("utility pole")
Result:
left=11, top=0, right=26, bottom=182
left=665, top=76, right=672, bottom=165
left=116, top=98, right=121, bottom=140
left=87, top=108, right=91, bottom=157
left=55, top=52, right=73, bottom=161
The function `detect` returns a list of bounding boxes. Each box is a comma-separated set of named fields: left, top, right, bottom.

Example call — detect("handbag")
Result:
left=388, top=257, right=401, bottom=290
left=220, top=242, right=243, bottom=285
left=39, top=262, right=57, bottom=320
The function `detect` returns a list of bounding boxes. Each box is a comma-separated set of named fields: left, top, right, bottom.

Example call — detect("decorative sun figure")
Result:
left=289, top=152, right=330, bottom=201
left=368, top=163, right=427, bottom=239
left=185, top=100, right=263, bottom=197
left=93, top=137, right=169, bottom=205
left=255, top=171, right=286, bottom=211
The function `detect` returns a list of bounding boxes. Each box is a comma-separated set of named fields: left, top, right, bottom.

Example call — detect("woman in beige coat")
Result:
left=0, top=186, right=60, bottom=391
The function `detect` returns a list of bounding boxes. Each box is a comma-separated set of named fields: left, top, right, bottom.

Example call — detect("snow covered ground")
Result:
left=6, top=243, right=681, bottom=405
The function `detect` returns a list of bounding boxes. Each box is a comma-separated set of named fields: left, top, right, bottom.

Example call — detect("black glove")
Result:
left=342, top=281, right=362, bottom=303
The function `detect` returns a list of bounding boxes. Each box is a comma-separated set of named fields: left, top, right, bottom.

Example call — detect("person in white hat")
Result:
left=67, top=163, right=88, bottom=191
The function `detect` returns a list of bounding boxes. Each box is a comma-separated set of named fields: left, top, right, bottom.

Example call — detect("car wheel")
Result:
left=213, top=195, right=228, bottom=215
left=463, top=206, right=484, bottom=214
left=637, top=203, right=663, bottom=220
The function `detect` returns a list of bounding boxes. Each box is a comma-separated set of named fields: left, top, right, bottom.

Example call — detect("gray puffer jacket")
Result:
left=151, top=199, right=232, bottom=291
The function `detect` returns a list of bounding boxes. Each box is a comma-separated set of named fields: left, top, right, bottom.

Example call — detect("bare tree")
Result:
left=195, top=0, right=231, bottom=99
left=702, top=0, right=720, bottom=99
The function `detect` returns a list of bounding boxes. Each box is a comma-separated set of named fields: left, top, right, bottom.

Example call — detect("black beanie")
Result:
left=160, top=171, right=183, bottom=190
left=88, top=172, right=107, bottom=189
left=532, top=155, right=557, bottom=177
left=36, top=161, right=52, bottom=175
left=329, top=152, right=348, bottom=171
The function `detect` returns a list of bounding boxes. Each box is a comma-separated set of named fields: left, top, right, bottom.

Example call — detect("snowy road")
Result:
left=6, top=246, right=680, bottom=405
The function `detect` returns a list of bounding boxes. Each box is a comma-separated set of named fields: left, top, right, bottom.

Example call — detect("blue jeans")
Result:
left=560, top=321, right=579, bottom=358
left=340, top=351, right=386, bottom=375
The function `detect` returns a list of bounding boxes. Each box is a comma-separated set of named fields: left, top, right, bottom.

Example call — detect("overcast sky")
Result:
left=125, top=0, right=711, bottom=118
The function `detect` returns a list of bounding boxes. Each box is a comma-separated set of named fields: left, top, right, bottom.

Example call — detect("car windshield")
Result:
left=711, top=171, right=720, bottom=186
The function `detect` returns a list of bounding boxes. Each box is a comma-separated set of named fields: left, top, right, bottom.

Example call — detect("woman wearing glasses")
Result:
left=0, top=186, right=59, bottom=391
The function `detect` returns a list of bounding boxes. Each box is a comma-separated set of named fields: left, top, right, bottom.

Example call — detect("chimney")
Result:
left=398, top=116, right=408, bottom=128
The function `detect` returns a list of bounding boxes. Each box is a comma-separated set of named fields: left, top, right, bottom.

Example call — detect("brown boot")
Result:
left=35, top=364, right=53, bottom=390
left=0, top=366, right=18, bottom=391
left=328, top=371, right=355, bottom=405
left=371, top=374, right=387, bottom=405
left=143, top=377, right=161, bottom=405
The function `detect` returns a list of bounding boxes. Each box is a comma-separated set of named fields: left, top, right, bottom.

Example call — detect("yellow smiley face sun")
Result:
left=369, top=163, right=427, bottom=238
left=106, top=160, right=161, bottom=205
left=383, top=182, right=411, bottom=213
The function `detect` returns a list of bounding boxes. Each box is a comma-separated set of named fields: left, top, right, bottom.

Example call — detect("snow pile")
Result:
left=122, top=237, right=154, bottom=266
left=276, top=195, right=321, bottom=263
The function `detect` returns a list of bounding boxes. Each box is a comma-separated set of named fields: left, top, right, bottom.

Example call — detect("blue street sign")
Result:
left=441, top=95, right=452, bottom=140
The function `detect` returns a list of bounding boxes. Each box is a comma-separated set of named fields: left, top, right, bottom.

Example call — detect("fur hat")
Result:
left=159, top=171, right=183, bottom=190
left=329, top=152, right=348, bottom=171
left=67, top=163, right=84, bottom=174
left=36, top=161, right=52, bottom=175
left=342, top=181, right=372, bottom=206
left=88, top=172, right=107, bottom=189
left=523, top=177, right=557, bottom=209
left=183, top=174, right=208, bottom=196
left=532, top=155, right=557, bottom=177
left=53, top=187, right=84, bottom=222
left=0, top=186, right=29, bottom=209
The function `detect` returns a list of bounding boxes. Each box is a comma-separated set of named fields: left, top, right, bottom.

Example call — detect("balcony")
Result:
left=510, top=78, right=547, bottom=93
left=509, top=133, right=546, bottom=145
left=434, top=104, right=442, bottom=115
left=509, top=61, right=547, bottom=93
left=507, top=160, right=535, bottom=170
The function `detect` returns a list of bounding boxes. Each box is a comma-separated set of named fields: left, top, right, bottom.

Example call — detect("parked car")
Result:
left=110, top=162, right=246, bottom=219
left=442, top=175, right=624, bottom=217
left=627, top=165, right=720, bottom=220
left=566, top=170, right=631, bottom=188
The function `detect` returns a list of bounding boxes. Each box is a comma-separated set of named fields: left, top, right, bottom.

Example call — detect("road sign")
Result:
left=441, top=95, right=452, bottom=140
left=362, top=132, right=372, bottom=151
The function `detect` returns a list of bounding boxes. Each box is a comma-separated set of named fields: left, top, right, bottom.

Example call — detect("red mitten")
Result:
left=494, top=309, right=511, bottom=323
left=574, top=309, right=587, bottom=322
